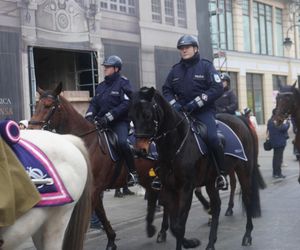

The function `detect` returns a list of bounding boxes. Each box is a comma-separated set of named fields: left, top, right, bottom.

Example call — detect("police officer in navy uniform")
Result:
left=85, top=55, right=137, bottom=185
left=161, top=35, right=228, bottom=190
left=215, top=73, right=238, bottom=115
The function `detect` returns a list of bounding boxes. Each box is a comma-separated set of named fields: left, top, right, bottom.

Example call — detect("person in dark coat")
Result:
left=161, top=34, right=227, bottom=190
left=267, top=108, right=290, bottom=178
left=85, top=55, right=137, bottom=185
left=215, top=73, right=238, bottom=114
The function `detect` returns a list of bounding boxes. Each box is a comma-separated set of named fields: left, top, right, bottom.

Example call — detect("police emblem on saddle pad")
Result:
left=192, top=120, right=247, bottom=161
left=0, top=120, right=73, bottom=207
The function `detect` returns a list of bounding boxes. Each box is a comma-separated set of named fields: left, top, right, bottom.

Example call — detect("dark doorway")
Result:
left=33, top=48, right=98, bottom=96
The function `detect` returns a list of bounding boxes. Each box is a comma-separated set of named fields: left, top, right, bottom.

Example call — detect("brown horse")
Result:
left=274, top=83, right=300, bottom=183
left=28, top=83, right=205, bottom=249
left=130, top=87, right=266, bottom=250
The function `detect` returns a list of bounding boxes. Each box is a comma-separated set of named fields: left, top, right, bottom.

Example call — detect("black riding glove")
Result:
left=85, top=115, right=94, bottom=124
left=98, top=116, right=109, bottom=128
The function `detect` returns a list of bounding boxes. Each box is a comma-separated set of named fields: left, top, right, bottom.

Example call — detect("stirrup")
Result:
left=215, top=175, right=228, bottom=190
left=151, top=177, right=162, bottom=191
left=127, top=172, right=138, bottom=186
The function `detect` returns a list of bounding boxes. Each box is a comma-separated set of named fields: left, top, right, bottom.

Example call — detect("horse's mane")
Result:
left=59, top=94, right=86, bottom=120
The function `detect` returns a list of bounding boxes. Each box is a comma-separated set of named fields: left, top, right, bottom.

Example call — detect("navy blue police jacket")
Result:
left=215, top=89, right=238, bottom=114
left=162, top=54, right=223, bottom=113
left=86, top=72, right=132, bottom=124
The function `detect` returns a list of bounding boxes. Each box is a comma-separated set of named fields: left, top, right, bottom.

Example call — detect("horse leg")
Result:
left=235, top=168, right=254, bottom=246
left=94, top=195, right=117, bottom=250
left=205, top=183, right=221, bottom=250
left=194, top=187, right=212, bottom=225
left=168, top=185, right=200, bottom=250
left=3, top=208, right=46, bottom=250
left=157, top=203, right=169, bottom=243
left=225, top=169, right=236, bottom=216
left=145, top=189, right=159, bottom=238
left=35, top=206, right=73, bottom=250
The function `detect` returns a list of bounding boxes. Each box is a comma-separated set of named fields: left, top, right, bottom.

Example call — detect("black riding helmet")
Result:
left=220, top=72, right=231, bottom=83
left=177, top=35, right=199, bottom=49
left=102, top=55, right=122, bottom=70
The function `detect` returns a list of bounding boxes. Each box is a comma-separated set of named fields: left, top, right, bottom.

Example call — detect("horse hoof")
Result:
left=157, top=231, right=167, bottom=243
left=205, top=245, right=215, bottom=250
left=106, top=243, right=117, bottom=250
left=182, top=237, right=201, bottom=248
left=147, top=225, right=156, bottom=238
left=207, top=217, right=212, bottom=226
left=225, top=208, right=233, bottom=216
left=298, top=177, right=300, bottom=184
left=242, top=236, right=252, bottom=246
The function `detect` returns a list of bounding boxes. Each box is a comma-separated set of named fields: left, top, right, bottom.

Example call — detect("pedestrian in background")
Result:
left=19, top=120, right=28, bottom=130
left=267, top=108, right=290, bottom=179
left=215, top=73, right=238, bottom=115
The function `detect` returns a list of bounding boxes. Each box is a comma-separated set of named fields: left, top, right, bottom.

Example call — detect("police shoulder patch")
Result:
left=213, top=74, right=221, bottom=83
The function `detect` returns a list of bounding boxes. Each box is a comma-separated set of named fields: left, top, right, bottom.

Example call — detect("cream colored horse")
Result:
left=2, top=129, right=92, bottom=250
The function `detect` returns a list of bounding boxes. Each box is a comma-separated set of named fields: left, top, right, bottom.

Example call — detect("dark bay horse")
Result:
left=129, top=87, right=265, bottom=250
left=274, top=83, right=300, bottom=183
left=29, top=83, right=198, bottom=249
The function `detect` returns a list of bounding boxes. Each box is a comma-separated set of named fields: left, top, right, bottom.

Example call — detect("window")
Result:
left=165, top=0, right=175, bottom=25
left=151, top=0, right=186, bottom=27
left=275, top=8, right=283, bottom=56
left=246, top=73, right=264, bottom=124
left=152, top=0, right=162, bottom=23
left=272, top=75, right=287, bottom=91
left=177, top=0, right=186, bottom=27
left=253, top=2, right=273, bottom=55
left=100, top=0, right=137, bottom=16
left=242, top=0, right=251, bottom=52
left=209, top=0, right=234, bottom=51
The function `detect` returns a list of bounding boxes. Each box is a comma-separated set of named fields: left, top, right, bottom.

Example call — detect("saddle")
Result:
left=191, top=119, right=247, bottom=161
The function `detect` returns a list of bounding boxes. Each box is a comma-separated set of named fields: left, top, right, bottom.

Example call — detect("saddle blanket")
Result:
left=193, top=120, right=248, bottom=161
left=0, top=120, right=73, bottom=207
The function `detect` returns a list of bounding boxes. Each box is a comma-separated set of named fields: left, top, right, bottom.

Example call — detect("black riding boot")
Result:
left=213, top=143, right=228, bottom=190
left=122, top=147, right=138, bottom=186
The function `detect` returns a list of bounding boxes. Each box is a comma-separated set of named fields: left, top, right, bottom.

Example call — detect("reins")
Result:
left=151, top=102, right=191, bottom=158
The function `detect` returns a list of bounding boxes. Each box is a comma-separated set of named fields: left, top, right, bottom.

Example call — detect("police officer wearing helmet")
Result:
left=215, top=73, right=238, bottom=115
left=161, top=34, right=228, bottom=190
left=85, top=55, right=137, bottom=185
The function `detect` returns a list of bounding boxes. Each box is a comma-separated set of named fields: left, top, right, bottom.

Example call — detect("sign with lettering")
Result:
left=0, top=30, right=22, bottom=121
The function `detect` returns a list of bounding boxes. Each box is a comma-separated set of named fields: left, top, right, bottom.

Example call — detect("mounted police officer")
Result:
left=160, top=35, right=228, bottom=190
left=215, top=73, right=238, bottom=115
left=85, top=55, right=137, bottom=185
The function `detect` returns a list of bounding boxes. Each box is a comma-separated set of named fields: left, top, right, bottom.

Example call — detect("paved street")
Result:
left=20, top=128, right=300, bottom=250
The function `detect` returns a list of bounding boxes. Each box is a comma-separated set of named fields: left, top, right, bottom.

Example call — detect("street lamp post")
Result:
left=283, top=24, right=300, bottom=50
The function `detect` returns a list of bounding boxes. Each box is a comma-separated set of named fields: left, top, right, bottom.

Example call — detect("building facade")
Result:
left=0, top=0, right=299, bottom=125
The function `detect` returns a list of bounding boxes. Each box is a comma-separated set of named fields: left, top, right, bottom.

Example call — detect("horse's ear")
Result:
left=140, top=87, right=156, bottom=102
left=37, top=86, right=45, bottom=96
left=54, top=82, right=63, bottom=96
left=148, top=87, right=156, bottom=100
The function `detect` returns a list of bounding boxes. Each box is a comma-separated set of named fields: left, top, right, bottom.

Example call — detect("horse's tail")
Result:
left=237, top=115, right=266, bottom=217
left=62, top=135, right=93, bottom=250
left=238, top=115, right=266, bottom=190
